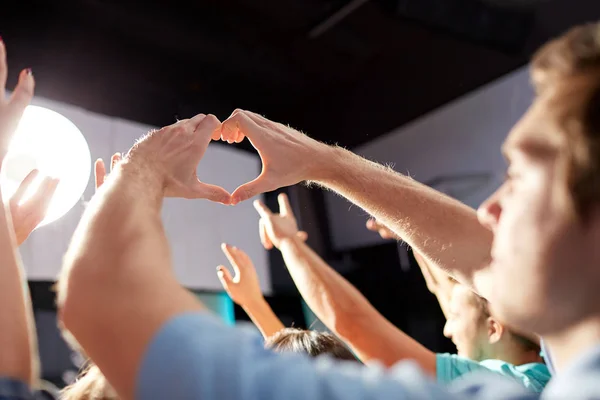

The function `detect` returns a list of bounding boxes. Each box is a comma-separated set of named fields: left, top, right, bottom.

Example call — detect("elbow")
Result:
left=56, top=254, right=95, bottom=336
left=56, top=276, right=80, bottom=337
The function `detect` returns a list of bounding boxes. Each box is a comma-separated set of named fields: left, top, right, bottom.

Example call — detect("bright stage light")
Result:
left=1, top=105, right=91, bottom=227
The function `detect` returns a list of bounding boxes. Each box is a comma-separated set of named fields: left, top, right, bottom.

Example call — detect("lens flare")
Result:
left=1, top=105, right=91, bottom=226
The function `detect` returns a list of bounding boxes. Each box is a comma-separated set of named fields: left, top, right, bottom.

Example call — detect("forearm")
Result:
left=315, top=147, right=493, bottom=296
left=0, top=195, right=38, bottom=385
left=58, top=162, right=204, bottom=399
left=414, top=252, right=453, bottom=320
left=279, top=237, right=435, bottom=372
left=241, top=298, right=285, bottom=339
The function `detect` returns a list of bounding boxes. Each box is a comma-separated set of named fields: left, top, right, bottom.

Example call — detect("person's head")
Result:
left=443, top=285, right=540, bottom=361
left=478, top=23, right=600, bottom=336
left=60, top=363, right=118, bottom=400
left=265, top=328, right=358, bottom=362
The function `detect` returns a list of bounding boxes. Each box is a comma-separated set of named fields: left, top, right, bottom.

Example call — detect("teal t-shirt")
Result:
left=436, top=353, right=551, bottom=393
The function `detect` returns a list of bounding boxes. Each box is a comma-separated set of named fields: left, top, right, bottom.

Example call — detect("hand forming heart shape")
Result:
left=124, top=109, right=333, bottom=206
left=218, top=109, right=332, bottom=205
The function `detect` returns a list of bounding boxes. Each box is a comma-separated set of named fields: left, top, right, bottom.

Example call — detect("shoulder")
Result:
left=136, top=314, right=537, bottom=400
left=478, top=361, right=550, bottom=392
left=436, top=353, right=488, bottom=382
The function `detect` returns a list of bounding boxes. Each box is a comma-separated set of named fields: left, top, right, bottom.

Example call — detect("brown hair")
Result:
left=530, top=22, right=600, bottom=216
left=265, top=328, right=358, bottom=362
left=60, top=363, right=118, bottom=400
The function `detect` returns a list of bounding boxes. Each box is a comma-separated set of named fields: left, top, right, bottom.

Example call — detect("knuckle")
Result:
left=174, top=124, right=187, bottom=133
left=204, top=114, right=219, bottom=127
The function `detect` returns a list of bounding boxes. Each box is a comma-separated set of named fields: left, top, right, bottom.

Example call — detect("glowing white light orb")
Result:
left=1, top=105, right=91, bottom=227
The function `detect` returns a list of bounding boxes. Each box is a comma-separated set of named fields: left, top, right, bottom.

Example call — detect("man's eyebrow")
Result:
left=502, top=137, right=558, bottom=163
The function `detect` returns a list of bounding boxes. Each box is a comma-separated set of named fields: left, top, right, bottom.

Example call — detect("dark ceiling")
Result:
left=1, top=0, right=599, bottom=152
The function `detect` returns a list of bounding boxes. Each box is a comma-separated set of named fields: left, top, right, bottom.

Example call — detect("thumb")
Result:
left=366, top=218, right=378, bottom=231
left=5, top=69, right=34, bottom=133
left=110, top=153, right=122, bottom=173
left=191, top=181, right=232, bottom=204
left=95, top=159, right=106, bottom=190
left=217, top=266, right=234, bottom=290
left=231, top=174, right=273, bottom=205
left=296, top=231, right=309, bottom=241
left=259, top=219, right=274, bottom=250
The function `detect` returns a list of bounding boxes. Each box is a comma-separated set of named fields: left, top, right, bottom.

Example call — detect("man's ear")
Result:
left=487, top=317, right=504, bottom=344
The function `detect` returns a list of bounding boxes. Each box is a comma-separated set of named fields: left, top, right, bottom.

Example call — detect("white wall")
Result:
left=325, top=67, right=534, bottom=250
left=17, top=96, right=270, bottom=293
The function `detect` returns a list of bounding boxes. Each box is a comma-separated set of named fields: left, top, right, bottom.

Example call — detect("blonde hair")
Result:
left=60, top=363, right=118, bottom=400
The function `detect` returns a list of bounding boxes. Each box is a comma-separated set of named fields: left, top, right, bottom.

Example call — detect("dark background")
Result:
left=6, top=0, right=600, bottom=386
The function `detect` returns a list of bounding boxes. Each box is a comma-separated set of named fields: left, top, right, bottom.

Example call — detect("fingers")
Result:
left=11, top=169, right=40, bottom=206
left=191, top=180, right=231, bottom=204
left=0, top=40, right=6, bottom=100
left=191, top=114, right=219, bottom=141
left=190, top=114, right=222, bottom=155
left=232, top=174, right=273, bottom=205
left=19, top=176, right=59, bottom=229
left=252, top=199, right=273, bottom=219
left=379, top=229, right=395, bottom=240
left=110, top=153, right=121, bottom=173
left=234, top=130, right=245, bottom=143
left=30, top=176, right=59, bottom=217
left=95, top=159, right=106, bottom=190
left=221, top=110, right=260, bottom=144
left=96, top=154, right=121, bottom=190
left=211, top=128, right=222, bottom=141
left=366, top=218, right=396, bottom=239
left=187, top=113, right=207, bottom=133
left=216, top=265, right=234, bottom=290
left=277, top=193, right=293, bottom=217
left=259, top=218, right=273, bottom=250
left=6, top=69, right=34, bottom=128
left=366, top=218, right=379, bottom=231
left=221, top=243, right=242, bottom=277
left=296, top=231, right=309, bottom=241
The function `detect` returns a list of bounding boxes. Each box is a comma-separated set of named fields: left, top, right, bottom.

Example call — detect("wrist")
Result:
left=117, top=158, right=165, bottom=202
left=241, top=296, right=270, bottom=313
left=279, top=235, right=301, bottom=252
left=308, top=145, right=349, bottom=183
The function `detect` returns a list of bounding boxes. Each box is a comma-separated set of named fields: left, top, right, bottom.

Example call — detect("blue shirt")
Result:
left=141, top=312, right=600, bottom=400
left=0, top=377, right=32, bottom=400
left=539, top=339, right=556, bottom=375
left=436, top=353, right=550, bottom=392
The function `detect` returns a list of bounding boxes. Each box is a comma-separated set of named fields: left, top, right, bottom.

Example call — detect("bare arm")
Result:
left=366, top=218, right=456, bottom=318
left=254, top=195, right=436, bottom=374
left=0, top=173, right=58, bottom=385
left=221, top=110, right=493, bottom=298
left=238, top=298, right=284, bottom=339
left=0, top=42, right=43, bottom=386
left=0, top=191, right=39, bottom=385
left=283, top=237, right=436, bottom=372
left=58, top=115, right=230, bottom=399
left=217, top=244, right=285, bottom=338
left=318, top=148, right=493, bottom=295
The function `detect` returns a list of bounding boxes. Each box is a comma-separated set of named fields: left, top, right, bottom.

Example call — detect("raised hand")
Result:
left=9, top=169, right=59, bottom=245
left=216, top=244, right=263, bottom=307
left=220, top=109, right=332, bottom=205
left=0, top=40, right=35, bottom=162
left=94, top=153, right=122, bottom=191
left=125, top=114, right=230, bottom=203
left=253, top=193, right=308, bottom=250
left=366, top=218, right=400, bottom=240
